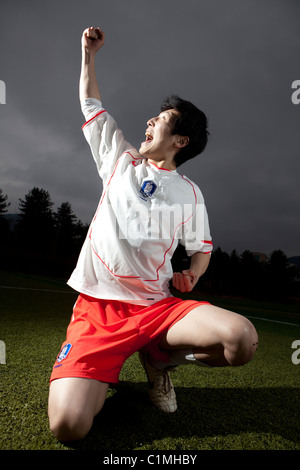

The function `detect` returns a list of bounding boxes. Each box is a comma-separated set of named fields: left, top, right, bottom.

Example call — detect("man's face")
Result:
left=139, top=108, right=181, bottom=164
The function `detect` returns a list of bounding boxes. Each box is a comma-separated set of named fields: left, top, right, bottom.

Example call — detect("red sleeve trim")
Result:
left=82, top=109, right=107, bottom=129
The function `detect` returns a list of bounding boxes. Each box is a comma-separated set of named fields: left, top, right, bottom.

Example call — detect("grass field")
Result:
left=0, top=271, right=299, bottom=452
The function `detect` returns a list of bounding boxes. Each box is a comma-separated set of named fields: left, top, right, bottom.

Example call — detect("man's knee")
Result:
left=49, top=406, right=93, bottom=442
left=225, top=316, right=258, bottom=366
left=48, top=377, right=108, bottom=442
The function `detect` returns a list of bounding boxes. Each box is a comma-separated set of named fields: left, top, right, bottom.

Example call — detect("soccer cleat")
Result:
left=139, top=352, right=178, bottom=413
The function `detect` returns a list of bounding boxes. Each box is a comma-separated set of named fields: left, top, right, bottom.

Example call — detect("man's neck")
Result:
left=147, top=157, right=176, bottom=171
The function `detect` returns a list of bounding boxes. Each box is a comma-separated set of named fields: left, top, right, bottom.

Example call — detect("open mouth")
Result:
left=145, top=132, right=153, bottom=143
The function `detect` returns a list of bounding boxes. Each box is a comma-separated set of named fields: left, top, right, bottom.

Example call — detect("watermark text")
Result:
left=0, top=340, right=6, bottom=364
left=291, top=340, right=300, bottom=364
left=0, top=80, right=6, bottom=104
left=92, top=201, right=208, bottom=246
left=291, top=80, right=300, bottom=105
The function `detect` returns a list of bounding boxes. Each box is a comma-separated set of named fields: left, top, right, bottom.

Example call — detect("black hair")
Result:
left=160, top=95, right=209, bottom=167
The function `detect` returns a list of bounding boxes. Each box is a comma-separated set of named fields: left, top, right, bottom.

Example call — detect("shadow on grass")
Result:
left=67, top=381, right=300, bottom=450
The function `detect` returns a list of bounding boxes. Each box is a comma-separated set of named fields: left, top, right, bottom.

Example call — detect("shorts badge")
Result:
left=57, top=343, right=72, bottom=363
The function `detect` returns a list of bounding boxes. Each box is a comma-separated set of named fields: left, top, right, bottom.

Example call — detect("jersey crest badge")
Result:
left=139, top=180, right=157, bottom=199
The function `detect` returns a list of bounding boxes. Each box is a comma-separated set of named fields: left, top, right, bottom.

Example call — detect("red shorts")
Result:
left=50, top=294, right=209, bottom=384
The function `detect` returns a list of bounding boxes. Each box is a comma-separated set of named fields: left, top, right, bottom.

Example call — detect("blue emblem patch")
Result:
left=57, top=343, right=72, bottom=363
left=139, top=180, right=157, bottom=198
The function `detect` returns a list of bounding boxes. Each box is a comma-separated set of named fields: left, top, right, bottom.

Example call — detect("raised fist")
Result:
left=82, top=27, right=105, bottom=53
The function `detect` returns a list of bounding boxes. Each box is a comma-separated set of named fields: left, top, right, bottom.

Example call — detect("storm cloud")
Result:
left=1, top=0, right=299, bottom=257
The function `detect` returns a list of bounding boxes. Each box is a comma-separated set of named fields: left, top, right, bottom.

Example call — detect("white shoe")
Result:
left=139, top=352, right=177, bottom=413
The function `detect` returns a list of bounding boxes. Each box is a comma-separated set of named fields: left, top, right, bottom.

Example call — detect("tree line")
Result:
left=0, top=187, right=88, bottom=277
left=193, top=246, right=298, bottom=300
left=0, top=187, right=299, bottom=299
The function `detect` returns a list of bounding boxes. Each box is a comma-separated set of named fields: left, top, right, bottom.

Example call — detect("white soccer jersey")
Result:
left=68, top=98, right=213, bottom=305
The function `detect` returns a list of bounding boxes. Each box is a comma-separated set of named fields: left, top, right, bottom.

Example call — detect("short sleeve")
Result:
left=81, top=98, right=132, bottom=183
left=180, top=185, right=213, bottom=256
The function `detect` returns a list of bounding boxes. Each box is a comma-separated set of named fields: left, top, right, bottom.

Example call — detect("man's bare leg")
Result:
left=48, top=377, right=109, bottom=442
left=139, top=304, right=258, bottom=413
left=159, top=304, right=258, bottom=366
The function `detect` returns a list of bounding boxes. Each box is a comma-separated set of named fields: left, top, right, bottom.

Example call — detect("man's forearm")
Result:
left=172, top=251, right=211, bottom=293
left=190, top=251, right=210, bottom=281
left=79, top=47, right=101, bottom=102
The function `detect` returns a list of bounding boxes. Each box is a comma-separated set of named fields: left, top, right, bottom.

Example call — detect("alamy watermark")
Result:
left=92, top=201, right=207, bottom=247
left=291, top=80, right=300, bottom=105
left=291, top=340, right=300, bottom=365
left=1, top=339, right=299, bottom=366
left=2, top=80, right=300, bottom=105
left=0, top=340, right=6, bottom=364
left=0, top=80, right=6, bottom=104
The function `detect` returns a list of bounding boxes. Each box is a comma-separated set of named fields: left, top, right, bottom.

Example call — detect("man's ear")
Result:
left=174, top=136, right=189, bottom=149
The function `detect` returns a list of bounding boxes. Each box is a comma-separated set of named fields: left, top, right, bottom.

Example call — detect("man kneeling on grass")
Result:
left=48, top=27, right=258, bottom=442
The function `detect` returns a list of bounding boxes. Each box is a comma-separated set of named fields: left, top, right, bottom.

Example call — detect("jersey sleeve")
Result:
left=180, top=185, right=213, bottom=257
left=81, top=98, right=132, bottom=183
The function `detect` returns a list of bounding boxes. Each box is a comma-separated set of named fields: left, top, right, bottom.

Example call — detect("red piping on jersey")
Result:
left=88, top=151, right=135, bottom=240
left=88, top=158, right=121, bottom=241
left=89, top=152, right=142, bottom=279
left=148, top=161, right=175, bottom=172
left=143, top=174, right=210, bottom=282
left=143, top=211, right=195, bottom=282
left=181, top=174, right=197, bottom=202
left=82, top=109, right=107, bottom=129
left=181, top=177, right=213, bottom=254
left=90, top=243, right=141, bottom=279
left=128, top=151, right=141, bottom=160
left=89, top=152, right=212, bottom=281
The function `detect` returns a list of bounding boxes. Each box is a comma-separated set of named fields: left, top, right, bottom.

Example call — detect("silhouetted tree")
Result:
left=73, top=219, right=89, bottom=253
left=209, top=247, right=231, bottom=293
left=227, top=249, right=241, bottom=293
left=0, top=189, right=11, bottom=264
left=239, top=250, right=263, bottom=295
left=0, top=188, right=10, bottom=215
left=266, top=249, right=295, bottom=297
left=16, top=187, right=55, bottom=257
left=53, top=201, right=78, bottom=257
left=2, top=186, right=297, bottom=295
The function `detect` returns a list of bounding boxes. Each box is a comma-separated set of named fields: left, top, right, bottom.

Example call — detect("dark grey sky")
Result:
left=1, top=0, right=299, bottom=257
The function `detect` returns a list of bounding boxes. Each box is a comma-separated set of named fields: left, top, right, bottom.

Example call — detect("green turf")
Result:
left=0, top=271, right=299, bottom=451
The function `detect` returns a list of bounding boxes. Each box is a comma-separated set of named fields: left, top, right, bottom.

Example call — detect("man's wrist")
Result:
left=82, top=47, right=97, bottom=66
